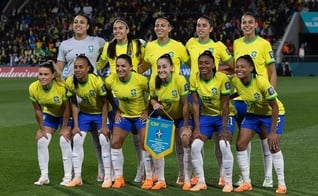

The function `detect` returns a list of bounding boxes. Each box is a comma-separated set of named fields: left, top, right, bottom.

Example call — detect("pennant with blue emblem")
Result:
left=145, top=116, right=175, bottom=159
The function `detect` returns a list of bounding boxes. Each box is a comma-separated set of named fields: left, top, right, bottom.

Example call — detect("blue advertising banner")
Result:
left=300, top=12, right=318, bottom=33
left=144, top=117, right=175, bottom=159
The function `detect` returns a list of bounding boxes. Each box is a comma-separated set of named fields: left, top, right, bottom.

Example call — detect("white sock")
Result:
left=153, top=157, right=165, bottom=181
left=246, top=141, right=251, bottom=165
left=99, top=134, right=112, bottom=181
left=213, top=134, right=223, bottom=177
left=111, top=148, right=123, bottom=178
left=219, top=140, right=233, bottom=184
left=59, top=135, right=72, bottom=179
left=175, top=132, right=184, bottom=178
left=72, top=132, right=87, bottom=178
left=91, top=130, right=104, bottom=176
left=191, top=139, right=205, bottom=183
left=261, top=138, right=272, bottom=180
left=37, top=133, right=52, bottom=178
left=236, top=150, right=250, bottom=183
left=183, top=147, right=192, bottom=183
left=142, top=150, right=153, bottom=179
left=272, top=150, right=286, bottom=186
left=132, top=134, right=144, bottom=177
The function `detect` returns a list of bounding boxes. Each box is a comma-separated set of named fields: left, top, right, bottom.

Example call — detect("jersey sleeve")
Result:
left=216, top=41, right=233, bottom=63
left=104, top=73, right=115, bottom=90
left=97, top=42, right=110, bottom=71
left=178, top=42, right=190, bottom=64
left=258, top=76, right=277, bottom=100
left=189, top=72, right=199, bottom=92
left=28, top=82, right=37, bottom=102
left=263, top=40, right=276, bottom=65
left=57, top=41, right=66, bottom=62
left=97, top=77, right=107, bottom=97
left=149, top=78, right=156, bottom=97
left=65, top=76, right=74, bottom=97
left=220, top=74, right=232, bottom=95
left=177, top=75, right=189, bottom=97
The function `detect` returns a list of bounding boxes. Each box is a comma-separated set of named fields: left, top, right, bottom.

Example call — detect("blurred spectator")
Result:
left=0, top=0, right=311, bottom=66
left=298, top=42, right=305, bottom=61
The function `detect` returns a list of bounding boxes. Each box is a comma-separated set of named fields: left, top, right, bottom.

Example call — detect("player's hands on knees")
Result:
left=191, top=127, right=202, bottom=140
left=35, top=129, right=48, bottom=140
left=72, top=126, right=82, bottom=136
left=219, top=130, right=231, bottom=143
left=99, top=126, right=110, bottom=139
left=60, top=127, right=72, bottom=142
left=267, top=132, right=280, bottom=152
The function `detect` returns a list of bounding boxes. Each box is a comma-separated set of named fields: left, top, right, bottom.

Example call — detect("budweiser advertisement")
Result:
left=0, top=67, right=38, bottom=78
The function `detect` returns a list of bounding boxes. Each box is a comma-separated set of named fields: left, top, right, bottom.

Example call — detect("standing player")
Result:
left=149, top=54, right=192, bottom=190
left=56, top=14, right=106, bottom=182
left=139, top=16, right=190, bottom=185
left=29, top=60, right=72, bottom=186
left=232, top=55, right=287, bottom=194
left=185, top=15, right=234, bottom=187
left=97, top=18, right=145, bottom=74
left=97, top=18, right=146, bottom=182
left=189, top=51, right=236, bottom=192
left=104, top=54, right=151, bottom=189
left=64, top=55, right=111, bottom=188
left=233, top=11, right=277, bottom=187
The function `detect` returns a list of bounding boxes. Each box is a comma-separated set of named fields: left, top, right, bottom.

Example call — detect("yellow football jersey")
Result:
left=233, top=36, right=275, bottom=78
left=97, top=39, right=145, bottom=74
left=231, top=75, right=285, bottom=115
left=144, top=38, right=189, bottom=79
left=186, top=37, right=232, bottom=77
left=149, top=73, right=189, bottom=119
left=190, top=72, right=235, bottom=116
left=105, top=72, right=148, bottom=118
left=29, top=80, right=69, bottom=117
left=65, top=74, right=107, bottom=114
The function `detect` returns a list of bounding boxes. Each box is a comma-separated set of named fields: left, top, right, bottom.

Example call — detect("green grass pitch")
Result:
left=0, top=77, right=317, bottom=195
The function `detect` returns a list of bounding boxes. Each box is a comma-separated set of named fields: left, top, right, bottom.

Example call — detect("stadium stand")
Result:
left=0, top=0, right=317, bottom=66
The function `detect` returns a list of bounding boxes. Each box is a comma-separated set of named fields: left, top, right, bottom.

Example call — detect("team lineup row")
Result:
left=29, top=12, right=287, bottom=194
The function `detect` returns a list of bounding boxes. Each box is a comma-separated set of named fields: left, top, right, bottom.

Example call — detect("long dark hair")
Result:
left=155, top=53, right=173, bottom=89
left=107, top=19, right=142, bottom=59
left=236, top=54, right=258, bottom=77
left=73, top=55, right=94, bottom=89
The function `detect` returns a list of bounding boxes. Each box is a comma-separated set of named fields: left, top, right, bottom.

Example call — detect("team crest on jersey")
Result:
left=168, top=52, right=174, bottom=58
left=251, top=51, right=257, bottom=58
left=88, top=45, right=94, bottom=52
left=209, top=48, right=214, bottom=53
left=211, top=88, right=218, bottom=96
left=253, top=93, right=260, bottom=100
left=131, top=89, right=137, bottom=96
left=225, top=48, right=231, bottom=55
left=184, top=83, right=189, bottom=91
left=101, top=85, right=107, bottom=93
left=53, top=96, right=60, bottom=103
left=171, top=90, right=178, bottom=97
left=268, top=87, right=275, bottom=96
left=225, top=81, right=231, bottom=90
left=89, top=90, right=96, bottom=96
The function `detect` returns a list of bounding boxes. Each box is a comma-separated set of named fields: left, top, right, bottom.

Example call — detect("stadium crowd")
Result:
left=1, top=0, right=317, bottom=66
